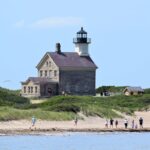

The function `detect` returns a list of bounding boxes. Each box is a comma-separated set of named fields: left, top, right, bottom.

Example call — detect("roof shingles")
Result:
left=124, top=86, right=144, bottom=92
left=22, top=77, right=57, bottom=84
left=48, top=52, right=97, bottom=69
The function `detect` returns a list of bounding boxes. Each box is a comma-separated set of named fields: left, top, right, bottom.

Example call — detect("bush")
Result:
left=0, top=88, right=30, bottom=106
left=144, top=88, right=150, bottom=94
left=45, top=104, right=80, bottom=113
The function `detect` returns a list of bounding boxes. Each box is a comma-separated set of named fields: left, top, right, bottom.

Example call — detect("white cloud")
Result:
left=13, top=17, right=84, bottom=29
left=13, top=20, right=25, bottom=28
left=31, top=17, right=83, bottom=28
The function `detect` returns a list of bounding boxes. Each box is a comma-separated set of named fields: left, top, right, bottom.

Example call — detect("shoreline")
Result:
left=1, top=128, right=150, bottom=136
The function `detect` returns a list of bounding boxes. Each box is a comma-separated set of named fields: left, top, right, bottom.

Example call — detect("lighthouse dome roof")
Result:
left=77, top=27, right=87, bottom=34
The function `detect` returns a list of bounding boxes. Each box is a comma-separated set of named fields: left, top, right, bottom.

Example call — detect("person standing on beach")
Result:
left=110, top=118, right=114, bottom=128
left=105, top=119, right=108, bottom=128
left=124, top=119, right=128, bottom=129
left=131, top=120, right=135, bottom=129
left=74, top=116, right=78, bottom=126
left=139, top=117, right=143, bottom=128
left=135, top=124, right=138, bottom=129
left=31, top=116, right=36, bottom=128
left=115, top=120, right=118, bottom=128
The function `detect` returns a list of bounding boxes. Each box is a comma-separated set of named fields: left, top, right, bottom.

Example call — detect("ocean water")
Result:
left=0, top=132, right=150, bottom=150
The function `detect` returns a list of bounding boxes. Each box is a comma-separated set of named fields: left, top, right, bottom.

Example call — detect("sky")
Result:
left=0, top=0, right=150, bottom=89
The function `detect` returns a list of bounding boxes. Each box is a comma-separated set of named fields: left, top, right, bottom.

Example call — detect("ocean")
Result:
left=0, top=132, right=149, bottom=150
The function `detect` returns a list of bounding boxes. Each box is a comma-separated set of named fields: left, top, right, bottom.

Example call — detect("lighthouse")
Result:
left=73, top=27, right=91, bottom=56
left=21, top=27, right=97, bottom=98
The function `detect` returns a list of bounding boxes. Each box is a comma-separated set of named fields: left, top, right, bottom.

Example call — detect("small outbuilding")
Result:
left=123, top=86, right=144, bottom=96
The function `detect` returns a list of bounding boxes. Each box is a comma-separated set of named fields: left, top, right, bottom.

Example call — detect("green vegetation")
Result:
left=0, top=107, right=75, bottom=121
left=0, top=87, right=150, bottom=121
left=0, top=87, right=76, bottom=121
left=96, top=86, right=126, bottom=94
left=33, top=95, right=150, bottom=118
left=0, top=87, right=21, bottom=95
left=0, top=87, right=29, bottom=106
left=144, top=88, right=150, bottom=94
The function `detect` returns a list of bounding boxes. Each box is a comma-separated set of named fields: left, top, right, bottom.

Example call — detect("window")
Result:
left=45, top=70, right=47, bottom=77
left=35, top=86, right=38, bottom=93
left=40, top=70, right=43, bottom=77
left=49, top=70, right=52, bottom=78
left=54, top=70, right=57, bottom=77
left=28, top=87, right=30, bottom=93
left=24, top=87, right=26, bottom=93
left=46, top=61, right=49, bottom=67
left=31, top=87, right=33, bottom=93
left=49, top=61, right=51, bottom=67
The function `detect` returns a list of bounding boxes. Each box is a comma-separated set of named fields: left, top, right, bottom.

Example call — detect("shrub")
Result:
left=0, top=88, right=30, bottom=106
left=45, top=104, right=80, bottom=113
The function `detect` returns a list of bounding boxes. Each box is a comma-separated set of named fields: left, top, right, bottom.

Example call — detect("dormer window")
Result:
left=40, top=70, right=43, bottom=77
left=45, top=70, right=47, bottom=77
left=46, top=61, right=49, bottom=67
left=49, top=70, right=52, bottom=78
left=54, top=70, right=57, bottom=77
left=49, top=61, right=51, bottom=67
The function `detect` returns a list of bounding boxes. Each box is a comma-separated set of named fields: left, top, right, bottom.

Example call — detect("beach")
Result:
left=0, top=111, right=150, bottom=135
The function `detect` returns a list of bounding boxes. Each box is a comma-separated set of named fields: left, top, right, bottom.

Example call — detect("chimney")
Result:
left=55, top=43, right=61, bottom=53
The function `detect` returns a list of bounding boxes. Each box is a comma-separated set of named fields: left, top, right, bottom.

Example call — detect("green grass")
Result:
left=96, top=86, right=126, bottom=93
left=0, top=107, right=76, bottom=121
left=0, top=86, right=150, bottom=121
left=0, top=87, right=29, bottom=106
left=144, top=88, right=150, bottom=94
left=0, top=87, right=20, bottom=95
left=29, top=94, right=150, bottom=119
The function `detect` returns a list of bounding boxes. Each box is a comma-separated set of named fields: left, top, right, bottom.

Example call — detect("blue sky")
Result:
left=0, top=0, right=150, bottom=89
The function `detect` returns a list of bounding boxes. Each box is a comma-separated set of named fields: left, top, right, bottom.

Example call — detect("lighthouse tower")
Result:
left=73, top=27, right=91, bottom=56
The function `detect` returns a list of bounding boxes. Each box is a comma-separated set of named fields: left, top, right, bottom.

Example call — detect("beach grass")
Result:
left=0, top=107, right=75, bottom=121
left=0, top=87, right=29, bottom=106
left=0, top=87, right=150, bottom=121
left=29, top=94, right=150, bottom=119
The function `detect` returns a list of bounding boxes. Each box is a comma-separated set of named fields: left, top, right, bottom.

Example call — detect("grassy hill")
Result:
left=14, top=94, right=150, bottom=120
left=0, top=86, right=150, bottom=121
left=0, top=87, right=21, bottom=95
left=33, top=94, right=150, bottom=117
left=0, top=87, right=29, bottom=106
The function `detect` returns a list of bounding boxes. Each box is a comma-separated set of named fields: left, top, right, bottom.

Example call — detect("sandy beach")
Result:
left=0, top=111, right=150, bottom=135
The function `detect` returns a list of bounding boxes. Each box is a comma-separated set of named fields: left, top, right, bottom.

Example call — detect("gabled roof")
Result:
left=21, top=77, right=57, bottom=85
left=123, top=86, right=144, bottom=92
left=47, top=52, right=97, bottom=69
left=36, top=52, right=57, bottom=69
